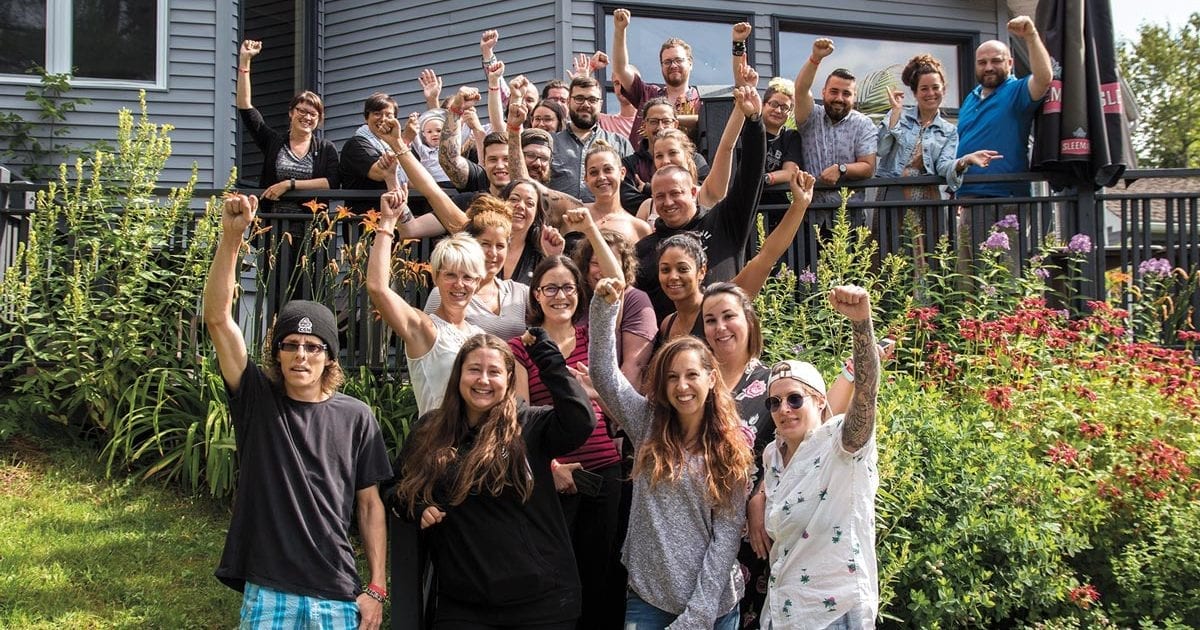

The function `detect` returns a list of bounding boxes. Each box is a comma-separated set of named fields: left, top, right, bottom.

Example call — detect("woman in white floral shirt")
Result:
left=758, top=285, right=881, bottom=629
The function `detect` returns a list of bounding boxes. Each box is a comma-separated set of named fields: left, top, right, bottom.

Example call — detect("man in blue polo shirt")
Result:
left=954, top=15, right=1053, bottom=198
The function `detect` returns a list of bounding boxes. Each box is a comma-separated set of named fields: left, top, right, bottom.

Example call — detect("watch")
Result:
left=838, top=163, right=848, bottom=177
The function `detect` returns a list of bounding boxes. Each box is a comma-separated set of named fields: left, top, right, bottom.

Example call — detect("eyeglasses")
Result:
left=293, top=108, right=320, bottom=120
left=522, top=151, right=551, bottom=163
left=765, top=393, right=807, bottom=413
left=644, top=117, right=676, bottom=126
left=661, top=57, right=689, bottom=68
left=278, top=341, right=328, bottom=355
left=536, top=283, right=578, bottom=297
left=571, top=95, right=602, bottom=105
left=764, top=100, right=793, bottom=112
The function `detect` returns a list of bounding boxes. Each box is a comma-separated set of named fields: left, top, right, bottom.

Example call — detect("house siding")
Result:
left=0, top=0, right=240, bottom=188
left=320, top=0, right=558, bottom=147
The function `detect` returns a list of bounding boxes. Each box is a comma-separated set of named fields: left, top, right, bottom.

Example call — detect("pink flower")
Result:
left=743, top=379, right=767, bottom=398
left=1069, top=584, right=1100, bottom=608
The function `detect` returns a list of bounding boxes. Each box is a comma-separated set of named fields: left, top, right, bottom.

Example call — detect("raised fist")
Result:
left=732, top=22, right=752, bottom=43
left=1007, top=16, right=1037, bottom=39
left=239, top=39, right=262, bottom=61
left=613, top=9, right=630, bottom=30
left=812, top=38, right=835, bottom=59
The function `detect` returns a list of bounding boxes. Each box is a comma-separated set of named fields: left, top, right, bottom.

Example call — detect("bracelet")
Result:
left=395, top=147, right=412, bottom=158
left=237, top=67, right=250, bottom=74
left=449, top=106, right=464, bottom=116
left=809, top=55, right=821, bottom=66
left=842, top=358, right=855, bottom=383
left=488, top=86, right=500, bottom=91
left=506, top=125, right=522, bottom=133
left=362, top=583, right=388, bottom=603
left=764, top=172, right=774, bottom=186
left=732, top=41, right=747, bottom=56
left=289, top=178, right=295, bottom=191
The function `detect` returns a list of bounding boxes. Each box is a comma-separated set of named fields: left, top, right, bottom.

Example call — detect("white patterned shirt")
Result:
left=762, top=415, right=878, bottom=629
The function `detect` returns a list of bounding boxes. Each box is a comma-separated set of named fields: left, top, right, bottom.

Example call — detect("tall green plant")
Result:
left=0, top=92, right=216, bottom=431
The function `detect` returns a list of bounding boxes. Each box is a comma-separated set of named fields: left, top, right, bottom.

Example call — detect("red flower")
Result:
left=984, top=386, right=1014, bottom=410
left=1079, top=421, right=1106, bottom=439
left=1047, top=442, right=1079, bottom=466
left=1069, top=583, right=1100, bottom=609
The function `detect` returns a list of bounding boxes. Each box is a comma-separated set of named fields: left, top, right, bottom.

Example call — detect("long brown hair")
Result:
left=395, top=334, right=532, bottom=517
left=635, top=336, right=753, bottom=513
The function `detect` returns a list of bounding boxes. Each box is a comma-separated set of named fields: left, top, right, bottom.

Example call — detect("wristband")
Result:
left=362, top=583, right=388, bottom=603
left=809, top=55, right=821, bottom=66
left=289, top=178, right=295, bottom=191
left=449, top=106, right=464, bottom=116
left=488, top=86, right=500, bottom=91
left=238, top=67, right=250, bottom=74
left=764, top=172, right=774, bottom=186
left=842, top=359, right=855, bottom=383
left=732, top=41, right=747, bottom=56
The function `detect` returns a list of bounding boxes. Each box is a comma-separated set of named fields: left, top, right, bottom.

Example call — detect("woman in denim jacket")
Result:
left=876, top=55, right=998, bottom=275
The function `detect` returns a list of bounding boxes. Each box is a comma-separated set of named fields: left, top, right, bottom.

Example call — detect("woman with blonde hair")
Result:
left=424, top=195, right=530, bottom=341
left=588, top=276, right=754, bottom=629
left=367, top=188, right=486, bottom=415
left=393, top=330, right=595, bottom=628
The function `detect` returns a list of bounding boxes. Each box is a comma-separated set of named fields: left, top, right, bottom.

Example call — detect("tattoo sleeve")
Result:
left=438, top=115, right=468, bottom=189
left=842, top=317, right=879, bottom=451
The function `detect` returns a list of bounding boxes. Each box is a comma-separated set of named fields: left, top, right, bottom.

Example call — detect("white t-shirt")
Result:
left=407, top=314, right=483, bottom=416
left=762, top=414, right=879, bottom=630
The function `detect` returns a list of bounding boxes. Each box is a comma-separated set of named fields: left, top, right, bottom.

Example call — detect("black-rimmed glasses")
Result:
left=536, top=283, right=578, bottom=297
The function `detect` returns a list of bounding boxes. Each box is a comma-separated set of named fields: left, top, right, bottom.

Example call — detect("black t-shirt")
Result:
left=458, top=160, right=490, bottom=193
left=634, top=118, right=767, bottom=320
left=339, top=135, right=388, bottom=213
left=215, top=359, right=392, bottom=601
left=764, top=128, right=803, bottom=174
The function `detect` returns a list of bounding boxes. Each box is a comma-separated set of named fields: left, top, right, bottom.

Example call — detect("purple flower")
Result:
left=1035, top=267, right=1051, bottom=280
left=980, top=231, right=1010, bottom=252
left=983, top=284, right=998, bottom=297
left=798, top=268, right=817, bottom=284
left=1137, top=257, right=1172, bottom=278
left=1067, top=233, right=1093, bottom=254
left=994, top=214, right=1019, bottom=230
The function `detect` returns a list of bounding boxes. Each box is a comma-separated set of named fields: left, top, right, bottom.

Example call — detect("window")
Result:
left=777, top=20, right=972, bottom=110
left=0, top=0, right=166, bottom=86
left=597, top=6, right=750, bottom=111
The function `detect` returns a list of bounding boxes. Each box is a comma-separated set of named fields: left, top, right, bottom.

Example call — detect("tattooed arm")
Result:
left=829, top=285, right=879, bottom=451
left=438, top=87, right=481, bottom=190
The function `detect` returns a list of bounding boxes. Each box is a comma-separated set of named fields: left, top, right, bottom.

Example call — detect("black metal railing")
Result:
left=4, top=169, right=1198, bottom=367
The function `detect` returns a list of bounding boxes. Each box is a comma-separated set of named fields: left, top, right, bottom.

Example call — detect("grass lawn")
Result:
left=0, top=434, right=240, bottom=628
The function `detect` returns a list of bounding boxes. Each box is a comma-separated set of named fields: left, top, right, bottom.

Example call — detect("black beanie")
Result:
left=272, top=300, right=339, bottom=358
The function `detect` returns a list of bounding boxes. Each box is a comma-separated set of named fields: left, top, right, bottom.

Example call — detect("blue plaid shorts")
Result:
left=239, top=582, right=359, bottom=629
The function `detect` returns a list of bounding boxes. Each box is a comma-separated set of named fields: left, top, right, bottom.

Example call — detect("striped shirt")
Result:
left=510, top=324, right=620, bottom=471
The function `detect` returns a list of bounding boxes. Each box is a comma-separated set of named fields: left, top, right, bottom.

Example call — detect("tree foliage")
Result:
left=1118, top=13, right=1200, bottom=168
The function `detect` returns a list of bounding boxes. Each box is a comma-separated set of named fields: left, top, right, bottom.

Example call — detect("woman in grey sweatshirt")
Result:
left=587, top=278, right=754, bottom=630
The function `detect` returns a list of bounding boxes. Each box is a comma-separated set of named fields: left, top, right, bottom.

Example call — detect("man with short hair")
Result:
left=339, top=92, right=402, bottom=213
left=955, top=15, right=1052, bottom=198
left=549, top=76, right=635, bottom=202
left=521, top=128, right=555, bottom=184
left=611, top=8, right=703, bottom=145
left=634, top=86, right=766, bottom=319
left=793, top=39, right=878, bottom=227
left=542, top=79, right=570, bottom=107
left=206, top=193, right=392, bottom=630
left=619, top=96, right=709, bottom=213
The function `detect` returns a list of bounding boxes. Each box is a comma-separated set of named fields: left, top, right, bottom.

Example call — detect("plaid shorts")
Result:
left=239, top=582, right=359, bottom=629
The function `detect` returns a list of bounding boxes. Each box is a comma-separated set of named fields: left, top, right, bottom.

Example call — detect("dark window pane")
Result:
left=72, top=0, right=157, bottom=81
left=0, top=0, right=47, bottom=75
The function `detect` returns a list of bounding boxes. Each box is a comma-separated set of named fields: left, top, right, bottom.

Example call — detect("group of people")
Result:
left=210, top=9, right=1054, bottom=630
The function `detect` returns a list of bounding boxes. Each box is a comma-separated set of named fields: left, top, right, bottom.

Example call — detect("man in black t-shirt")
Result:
left=204, top=193, right=393, bottom=629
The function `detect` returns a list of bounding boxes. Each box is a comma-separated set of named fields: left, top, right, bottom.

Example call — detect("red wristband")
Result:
left=809, top=56, right=821, bottom=66
left=367, top=583, right=388, bottom=599
left=488, top=86, right=500, bottom=91
left=450, top=106, right=464, bottom=116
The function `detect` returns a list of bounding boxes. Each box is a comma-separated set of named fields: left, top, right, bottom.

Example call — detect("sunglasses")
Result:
left=278, top=341, right=328, bottom=355
left=765, top=393, right=807, bottom=413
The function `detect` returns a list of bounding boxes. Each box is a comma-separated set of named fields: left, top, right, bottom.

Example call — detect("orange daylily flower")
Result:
left=303, top=199, right=327, bottom=215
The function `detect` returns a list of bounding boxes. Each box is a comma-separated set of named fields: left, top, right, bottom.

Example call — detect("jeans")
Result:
left=624, top=592, right=739, bottom=630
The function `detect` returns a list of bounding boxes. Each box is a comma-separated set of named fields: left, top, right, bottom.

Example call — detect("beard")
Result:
left=825, top=101, right=851, bottom=123
left=977, top=66, right=1010, bottom=88
left=569, top=109, right=596, bottom=130
left=663, top=71, right=687, bottom=88
left=527, top=161, right=550, bottom=183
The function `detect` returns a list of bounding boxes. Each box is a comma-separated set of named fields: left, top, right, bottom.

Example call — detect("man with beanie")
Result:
left=204, top=192, right=393, bottom=629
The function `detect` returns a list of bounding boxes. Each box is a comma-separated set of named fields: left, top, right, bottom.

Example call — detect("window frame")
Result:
left=772, top=16, right=976, bottom=115
left=594, top=3, right=753, bottom=101
left=0, top=0, right=169, bottom=89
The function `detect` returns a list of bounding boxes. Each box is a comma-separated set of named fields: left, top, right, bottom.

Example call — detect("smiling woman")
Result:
left=390, top=330, right=596, bottom=629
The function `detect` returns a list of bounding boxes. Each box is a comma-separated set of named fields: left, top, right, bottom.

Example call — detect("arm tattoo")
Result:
left=438, top=117, right=468, bottom=188
left=842, top=317, right=879, bottom=451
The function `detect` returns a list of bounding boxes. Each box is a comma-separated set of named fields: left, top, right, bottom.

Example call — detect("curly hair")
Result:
left=395, top=334, right=532, bottom=517
left=465, top=194, right=514, bottom=239
left=636, top=337, right=753, bottom=512
left=764, top=77, right=795, bottom=100
left=574, top=229, right=638, bottom=293
left=902, top=54, right=945, bottom=93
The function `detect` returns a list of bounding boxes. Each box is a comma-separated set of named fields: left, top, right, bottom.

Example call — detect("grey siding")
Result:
left=0, top=0, right=240, bottom=188
left=321, top=0, right=558, bottom=147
